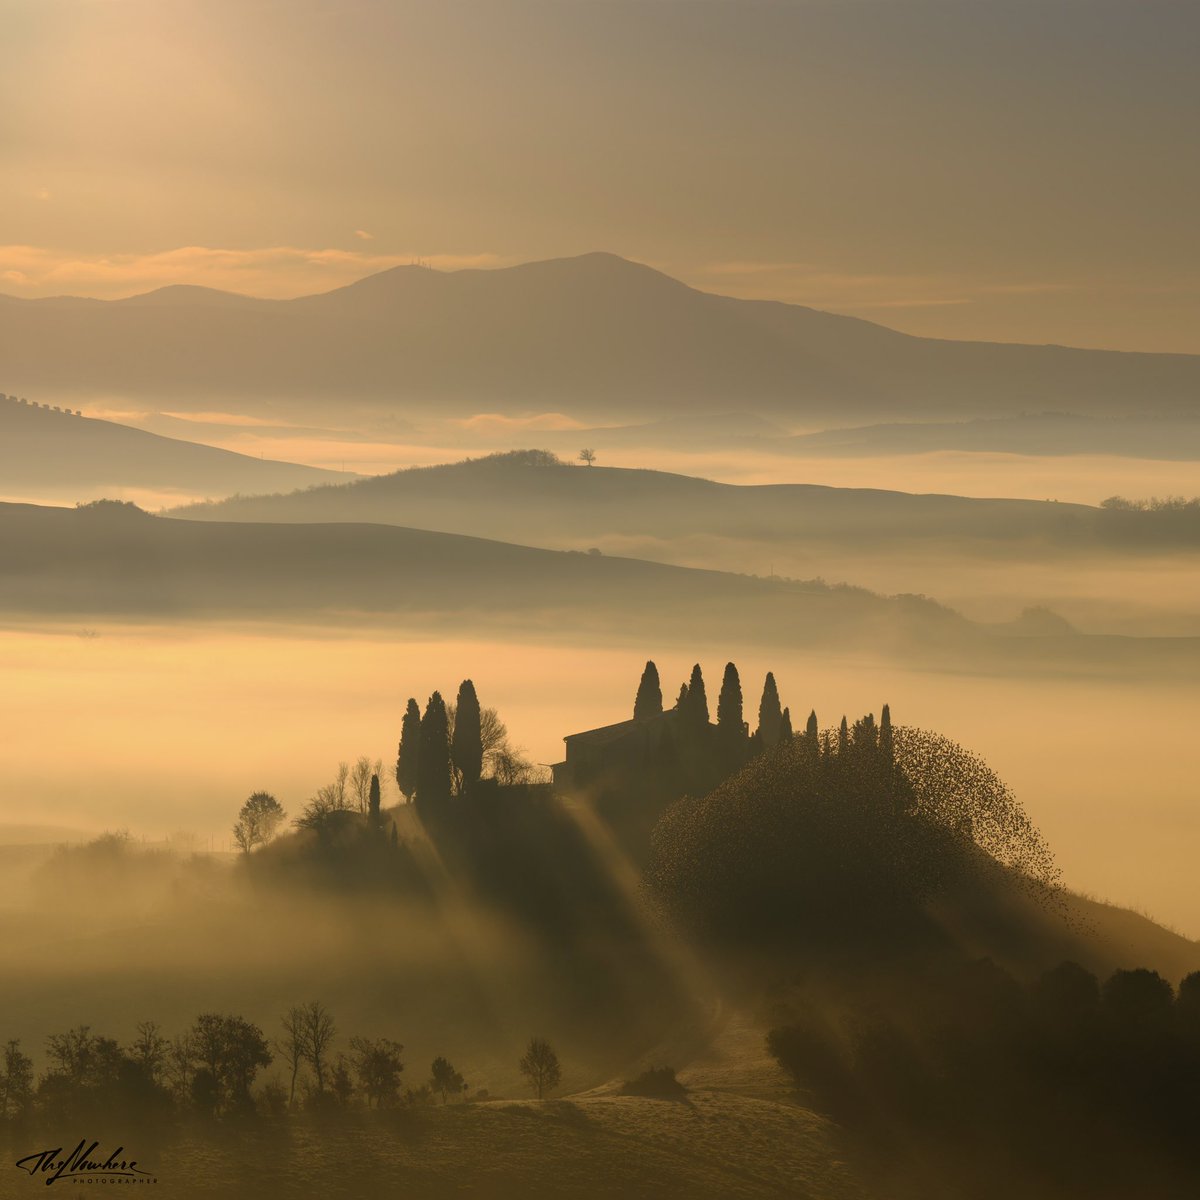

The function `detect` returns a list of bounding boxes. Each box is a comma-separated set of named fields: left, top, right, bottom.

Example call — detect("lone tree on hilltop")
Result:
left=634, top=661, right=663, bottom=721
left=519, top=1037, right=562, bottom=1100
left=452, top=680, right=484, bottom=793
left=417, top=692, right=453, bottom=809
left=396, top=698, right=421, bottom=801
left=232, top=791, right=286, bottom=853
left=757, top=673, right=783, bottom=748
left=578, top=448, right=596, bottom=466
left=717, top=662, right=744, bottom=742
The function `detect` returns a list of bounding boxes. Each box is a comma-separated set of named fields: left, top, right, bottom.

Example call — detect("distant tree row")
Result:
left=0, top=1002, right=560, bottom=1126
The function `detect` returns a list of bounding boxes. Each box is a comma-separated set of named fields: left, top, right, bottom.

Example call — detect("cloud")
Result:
left=454, top=412, right=587, bottom=433
left=0, top=245, right=513, bottom=299
left=675, top=259, right=1083, bottom=315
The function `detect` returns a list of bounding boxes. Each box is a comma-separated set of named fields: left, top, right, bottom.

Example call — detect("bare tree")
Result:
left=349, top=756, right=374, bottom=813
left=300, top=1001, right=336, bottom=1096
left=578, top=448, right=596, bottom=466
left=276, top=1005, right=308, bottom=1108
left=519, top=1037, right=561, bottom=1099
left=130, top=1020, right=169, bottom=1085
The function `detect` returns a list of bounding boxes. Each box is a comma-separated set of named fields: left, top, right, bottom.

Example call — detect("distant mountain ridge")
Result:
left=2, top=253, right=1198, bottom=419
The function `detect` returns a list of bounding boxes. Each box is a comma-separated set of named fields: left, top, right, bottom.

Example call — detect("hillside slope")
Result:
left=0, top=393, right=348, bottom=499
left=170, top=452, right=1200, bottom=555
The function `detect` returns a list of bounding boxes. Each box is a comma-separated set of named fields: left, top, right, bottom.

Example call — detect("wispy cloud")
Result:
left=454, top=413, right=587, bottom=433
left=675, top=259, right=1078, bottom=315
left=0, top=245, right=513, bottom=299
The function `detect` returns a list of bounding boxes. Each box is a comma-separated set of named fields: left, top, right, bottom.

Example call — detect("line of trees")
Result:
left=397, top=681, right=546, bottom=815
left=0, top=1002, right=561, bottom=1126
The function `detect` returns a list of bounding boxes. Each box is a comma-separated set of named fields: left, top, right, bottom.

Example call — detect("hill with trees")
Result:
left=171, top=450, right=1200, bottom=555
left=6, top=499, right=1200, bottom=677
left=3, top=254, right=1199, bottom=420
left=0, top=391, right=347, bottom=501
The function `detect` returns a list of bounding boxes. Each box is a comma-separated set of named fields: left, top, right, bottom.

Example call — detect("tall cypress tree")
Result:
left=634, top=661, right=663, bottom=721
left=685, top=663, right=709, bottom=725
left=806, top=709, right=819, bottom=740
left=417, top=691, right=453, bottom=809
left=396, top=698, right=421, bottom=801
left=452, top=679, right=484, bottom=792
left=879, top=703, right=894, bottom=760
left=675, top=681, right=689, bottom=710
left=716, top=662, right=743, bottom=741
left=780, top=707, right=793, bottom=742
left=368, top=773, right=381, bottom=822
left=838, top=715, right=849, bottom=755
left=757, top=672, right=783, bottom=747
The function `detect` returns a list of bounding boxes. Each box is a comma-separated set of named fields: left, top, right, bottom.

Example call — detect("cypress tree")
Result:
left=675, top=681, right=689, bottom=710
left=368, top=773, right=381, bottom=821
left=757, top=673, right=783, bottom=748
left=417, top=691, right=453, bottom=808
left=686, top=663, right=709, bottom=725
left=806, top=710, right=819, bottom=740
left=396, top=698, right=421, bottom=801
left=838, top=715, right=849, bottom=755
left=879, top=703, right=894, bottom=760
left=716, top=662, right=743, bottom=739
left=452, top=679, right=484, bottom=792
left=634, top=661, right=664, bottom=721
left=780, top=707, right=793, bottom=742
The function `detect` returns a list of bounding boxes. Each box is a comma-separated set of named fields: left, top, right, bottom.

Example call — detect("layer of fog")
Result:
left=3, top=625, right=1198, bottom=939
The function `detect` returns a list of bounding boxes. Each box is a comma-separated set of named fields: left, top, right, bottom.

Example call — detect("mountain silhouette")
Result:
left=2, top=253, right=1198, bottom=418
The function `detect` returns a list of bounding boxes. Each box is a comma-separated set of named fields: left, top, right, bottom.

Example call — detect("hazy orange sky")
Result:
left=2, top=0, right=1198, bottom=352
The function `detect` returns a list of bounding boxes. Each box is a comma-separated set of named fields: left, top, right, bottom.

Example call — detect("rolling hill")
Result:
left=169, top=451, right=1200, bottom=555
left=3, top=253, right=1199, bottom=419
left=3, top=499, right=1197, bottom=678
left=0, top=392, right=349, bottom=500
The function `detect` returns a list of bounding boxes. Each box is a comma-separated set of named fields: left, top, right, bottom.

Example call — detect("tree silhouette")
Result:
left=396, top=698, right=421, bottom=801
left=780, top=706, right=793, bottom=742
left=716, top=662, right=743, bottom=741
left=368, top=773, right=381, bottom=822
left=634, top=661, right=663, bottom=721
left=578, top=448, right=596, bottom=466
left=232, top=792, right=286, bottom=853
left=417, top=692, right=453, bottom=810
left=430, top=1055, right=466, bottom=1103
left=518, top=1037, right=562, bottom=1099
left=299, top=1001, right=336, bottom=1097
left=837, top=716, right=849, bottom=755
left=276, top=1006, right=307, bottom=1108
left=349, top=1038, right=404, bottom=1108
left=683, top=663, right=709, bottom=726
left=0, top=1039, right=34, bottom=1119
left=757, top=673, right=783, bottom=748
left=452, top=680, right=484, bottom=793
left=879, top=703, right=894, bottom=760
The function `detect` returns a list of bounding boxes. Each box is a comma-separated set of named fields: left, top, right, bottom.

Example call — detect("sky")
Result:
left=1, top=0, right=1198, bottom=352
